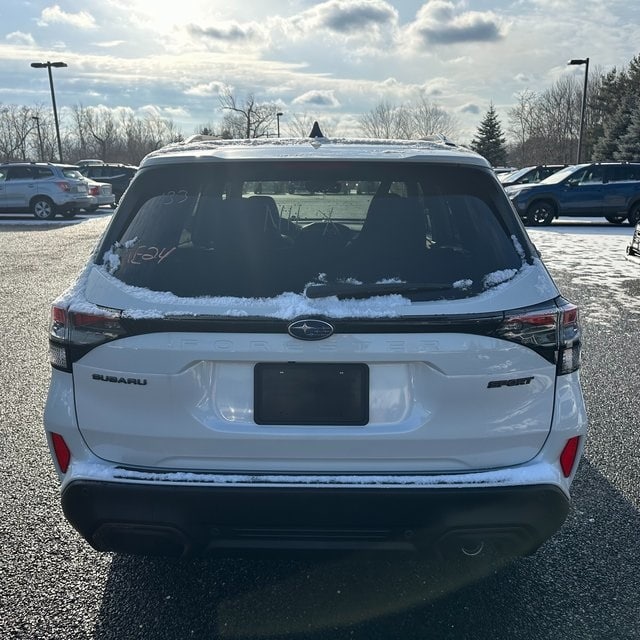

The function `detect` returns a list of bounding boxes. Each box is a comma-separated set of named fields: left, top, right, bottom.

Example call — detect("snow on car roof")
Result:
left=142, top=136, right=489, bottom=167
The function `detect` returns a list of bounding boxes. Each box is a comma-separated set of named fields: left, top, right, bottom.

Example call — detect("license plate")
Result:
left=254, top=363, right=369, bottom=425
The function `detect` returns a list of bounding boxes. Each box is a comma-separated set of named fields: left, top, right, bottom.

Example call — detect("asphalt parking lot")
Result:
left=1, top=214, right=639, bottom=639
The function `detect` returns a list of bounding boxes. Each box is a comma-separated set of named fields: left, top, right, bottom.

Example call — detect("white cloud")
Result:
left=38, top=5, right=97, bottom=29
left=6, top=31, right=36, bottom=46
left=408, top=1, right=507, bottom=47
left=185, top=81, right=226, bottom=97
left=459, top=102, right=481, bottom=114
left=294, top=0, right=398, bottom=34
left=163, top=107, right=191, bottom=119
left=186, top=22, right=261, bottom=45
left=292, top=90, right=341, bottom=108
left=95, top=41, right=126, bottom=48
left=1, top=0, right=639, bottom=142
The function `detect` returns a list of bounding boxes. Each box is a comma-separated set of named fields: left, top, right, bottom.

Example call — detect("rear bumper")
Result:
left=61, top=478, right=570, bottom=559
left=55, top=195, right=95, bottom=210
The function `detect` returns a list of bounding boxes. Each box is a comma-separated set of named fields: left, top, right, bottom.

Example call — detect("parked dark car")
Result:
left=77, top=162, right=137, bottom=205
left=499, top=164, right=566, bottom=188
left=506, top=162, right=640, bottom=225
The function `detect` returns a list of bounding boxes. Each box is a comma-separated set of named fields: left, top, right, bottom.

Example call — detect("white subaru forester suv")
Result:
left=44, top=130, right=587, bottom=561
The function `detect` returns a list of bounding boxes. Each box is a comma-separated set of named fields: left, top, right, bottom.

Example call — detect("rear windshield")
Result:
left=98, top=161, right=528, bottom=301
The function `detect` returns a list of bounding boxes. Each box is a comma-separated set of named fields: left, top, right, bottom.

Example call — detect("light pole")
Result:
left=276, top=112, right=283, bottom=138
left=568, top=57, right=589, bottom=164
left=32, top=115, right=44, bottom=161
left=31, top=61, right=67, bottom=162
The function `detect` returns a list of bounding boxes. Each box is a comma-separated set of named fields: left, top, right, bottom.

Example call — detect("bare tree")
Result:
left=358, top=101, right=406, bottom=138
left=0, top=104, right=39, bottom=161
left=508, top=89, right=538, bottom=166
left=85, top=107, right=118, bottom=160
left=508, top=63, right=603, bottom=164
left=359, top=98, right=458, bottom=140
left=410, top=97, right=458, bottom=139
left=218, top=88, right=278, bottom=138
left=66, top=105, right=179, bottom=164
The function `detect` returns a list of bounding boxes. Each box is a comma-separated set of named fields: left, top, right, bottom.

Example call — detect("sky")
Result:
left=2, top=0, right=640, bottom=143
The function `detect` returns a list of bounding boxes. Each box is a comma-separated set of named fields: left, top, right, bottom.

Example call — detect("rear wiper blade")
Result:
left=304, top=281, right=453, bottom=299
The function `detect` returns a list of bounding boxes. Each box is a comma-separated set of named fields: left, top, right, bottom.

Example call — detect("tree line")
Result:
left=474, top=54, right=640, bottom=166
left=0, top=103, right=182, bottom=166
left=2, top=52, right=639, bottom=167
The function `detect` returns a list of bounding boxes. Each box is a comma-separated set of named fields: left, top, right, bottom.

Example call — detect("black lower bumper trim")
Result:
left=61, top=480, right=569, bottom=558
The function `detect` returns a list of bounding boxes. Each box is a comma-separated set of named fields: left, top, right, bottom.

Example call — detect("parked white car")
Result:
left=80, top=176, right=115, bottom=211
left=44, top=130, right=587, bottom=561
left=0, top=162, right=94, bottom=219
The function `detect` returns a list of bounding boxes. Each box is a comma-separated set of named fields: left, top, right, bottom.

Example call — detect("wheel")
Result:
left=605, top=215, right=627, bottom=225
left=628, top=203, right=640, bottom=226
left=60, top=210, right=78, bottom=219
left=526, top=201, right=555, bottom=226
left=31, top=197, right=56, bottom=220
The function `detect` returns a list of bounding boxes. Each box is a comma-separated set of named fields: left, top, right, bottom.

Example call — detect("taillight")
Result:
left=89, top=186, right=99, bottom=196
left=56, top=181, right=71, bottom=192
left=49, top=304, right=126, bottom=372
left=495, top=298, right=581, bottom=375
left=557, top=302, right=581, bottom=374
left=560, top=436, right=581, bottom=477
left=51, top=432, right=71, bottom=473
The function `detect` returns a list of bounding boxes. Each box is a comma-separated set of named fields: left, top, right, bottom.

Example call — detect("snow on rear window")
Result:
left=97, top=161, right=527, bottom=304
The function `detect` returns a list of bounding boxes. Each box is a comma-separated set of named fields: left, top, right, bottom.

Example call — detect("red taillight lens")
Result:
left=51, top=433, right=71, bottom=473
left=56, top=181, right=71, bottom=192
left=69, top=309, right=125, bottom=344
left=560, top=436, right=581, bottom=477
left=89, top=186, right=99, bottom=196
left=49, top=303, right=125, bottom=371
left=496, top=299, right=581, bottom=375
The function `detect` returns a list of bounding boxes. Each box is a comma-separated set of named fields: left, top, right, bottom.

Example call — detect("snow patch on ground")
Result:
left=529, top=226, right=640, bottom=326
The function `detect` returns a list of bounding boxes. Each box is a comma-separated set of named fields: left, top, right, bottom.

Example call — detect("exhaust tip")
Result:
left=461, top=540, right=485, bottom=557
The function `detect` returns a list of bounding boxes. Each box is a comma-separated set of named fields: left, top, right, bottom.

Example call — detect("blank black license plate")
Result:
left=254, top=363, right=369, bottom=426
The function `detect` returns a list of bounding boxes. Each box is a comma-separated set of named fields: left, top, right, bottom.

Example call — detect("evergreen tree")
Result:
left=593, top=93, right=635, bottom=161
left=591, top=54, right=640, bottom=161
left=615, top=103, right=640, bottom=161
left=470, top=103, right=507, bottom=167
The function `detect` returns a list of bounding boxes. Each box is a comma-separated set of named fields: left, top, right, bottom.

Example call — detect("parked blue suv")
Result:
left=505, top=162, right=640, bottom=226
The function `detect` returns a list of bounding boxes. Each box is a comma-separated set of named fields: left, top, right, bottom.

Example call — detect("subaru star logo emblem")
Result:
left=288, top=319, right=334, bottom=341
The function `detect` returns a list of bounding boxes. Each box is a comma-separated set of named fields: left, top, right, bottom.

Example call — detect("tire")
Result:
left=605, top=215, right=627, bottom=225
left=526, top=201, right=555, bottom=226
left=628, top=203, right=640, bottom=226
left=31, top=197, right=56, bottom=220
